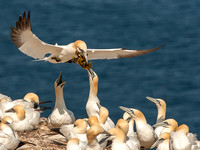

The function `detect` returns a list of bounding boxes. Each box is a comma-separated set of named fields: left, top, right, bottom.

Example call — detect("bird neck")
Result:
left=128, top=119, right=134, bottom=133
left=55, top=88, right=67, bottom=109
left=156, top=106, right=166, bottom=123
left=89, top=78, right=98, bottom=97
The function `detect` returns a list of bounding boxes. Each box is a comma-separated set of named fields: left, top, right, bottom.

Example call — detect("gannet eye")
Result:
left=156, top=99, right=161, bottom=106
left=5, top=121, right=10, bottom=125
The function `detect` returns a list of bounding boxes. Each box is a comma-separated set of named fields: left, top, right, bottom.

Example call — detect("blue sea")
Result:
left=0, top=0, right=199, bottom=136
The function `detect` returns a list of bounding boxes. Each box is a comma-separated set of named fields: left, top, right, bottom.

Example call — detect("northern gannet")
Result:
left=146, top=96, right=167, bottom=137
left=86, top=125, right=109, bottom=150
left=86, top=69, right=115, bottom=130
left=5, top=105, right=40, bottom=131
left=153, top=119, right=178, bottom=135
left=150, top=132, right=170, bottom=150
left=119, top=106, right=156, bottom=149
left=104, top=127, right=131, bottom=150
left=60, top=119, right=88, bottom=142
left=10, top=11, right=161, bottom=66
left=116, top=118, right=140, bottom=150
left=88, top=103, right=109, bottom=128
left=170, top=124, right=192, bottom=150
left=0, top=116, right=19, bottom=150
left=122, top=113, right=140, bottom=150
left=48, top=72, right=75, bottom=128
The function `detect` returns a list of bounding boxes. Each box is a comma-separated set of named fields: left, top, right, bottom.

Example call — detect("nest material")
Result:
left=16, top=117, right=111, bottom=150
left=16, top=118, right=67, bottom=150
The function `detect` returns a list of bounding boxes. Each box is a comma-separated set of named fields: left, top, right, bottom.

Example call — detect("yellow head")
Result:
left=116, top=119, right=129, bottom=135
left=24, top=92, right=39, bottom=105
left=176, top=124, right=189, bottom=134
left=87, top=125, right=106, bottom=143
left=6, top=105, right=25, bottom=121
left=99, top=106, right=109, bottom=124
left=88, top=116, right=100, bottom=126
left=74, top=40, right=87, bottom=53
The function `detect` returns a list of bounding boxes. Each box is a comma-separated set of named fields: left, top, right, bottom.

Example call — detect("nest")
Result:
left=16, top=117, right=111, bottom=150
left=16, top=118, right=67, bottom=150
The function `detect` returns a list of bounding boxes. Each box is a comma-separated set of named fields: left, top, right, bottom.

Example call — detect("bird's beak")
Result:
left=5, top=108, right=15, bottom=113
left=150, top=138, right=164, bottom=149
left=38, top=101, right=52, bottom=105
left=96, top=102, right=102, bottom=109
left=119, top=106, right=136, bottom=119
left=35, top=107, right=51, bottom=112
left=153, top=121, right=169, bottom=128
left=99, top=133, right=113, bottom=144
left=87, top=68, right=95, bottom=79
left=56, top=72, right=66, bottom=87
left=146, top=96, right=161, bottom=106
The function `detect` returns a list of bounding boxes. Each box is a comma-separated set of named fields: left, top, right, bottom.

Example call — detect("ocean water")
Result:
left=0, top=0, right=200, bottom=136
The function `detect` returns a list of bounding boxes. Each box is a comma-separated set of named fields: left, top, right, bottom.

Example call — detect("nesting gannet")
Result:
left=122, top=113, right=140, bottom=150
left=146, top=96, right=167, bottom=137
left=86, top=69, right=115, bottom=130
left=0, top=116, right=19, bottom=150
left=11, top=92, right=41, bottom=109
left=48, top=72, right=75, bottom=128
left=119, top=106, right=156, bottom=149
left=153, top=119, right=178, bottom=135
left=88, top=115, right=109, bottom=148
left=86, top=125, right=109, bottom=150
left=150, top=132, right=170, bottom=150
left=66, top=138, right=86, bottom=150
left=104, top=127, right=131, bottom=150
left=170, top=124, right=192, bottom=150
left=88, top=103, right=109, bottom=128
left=115, top=118, right=140, bottom=150
left=10, top=11, right=161, bottom=66
left=5, top=105, right=40, bottom=131
left=60, top=119, right=88, bottom=142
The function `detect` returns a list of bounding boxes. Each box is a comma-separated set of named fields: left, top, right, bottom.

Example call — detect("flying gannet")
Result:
left=10, top=11, right=161, bottom=68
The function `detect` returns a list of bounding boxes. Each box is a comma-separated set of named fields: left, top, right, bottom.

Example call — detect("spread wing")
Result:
left=87, top=46, right=161, bottom=60
left=10, top=11, right=63, bottom=59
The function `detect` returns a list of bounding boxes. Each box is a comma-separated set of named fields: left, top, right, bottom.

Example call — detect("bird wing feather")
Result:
left=87, top=46, right=161, bottom=60
left=10, top=11, right=62, bottom=59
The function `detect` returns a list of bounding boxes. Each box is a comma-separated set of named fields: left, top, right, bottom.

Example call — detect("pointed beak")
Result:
left=5, top=108, right=15, bottom=113
left=150, top=138, right=164, bottom=149
left=87, top=68, right=95, bottom=79
left=56, top=72, right=66, bottom=87
left=98, top=133, right=113, bottom=144
left=146, top=96, right=161, bottom=106
left=35, top=107, right=51, bottom=112
left=153, top=121, right=169, bottom=128
left=119, top=106, right=135, bottom=119
left=39, top=101, right=52, bottom=105
left=96, top=102, right=101, bottom=109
